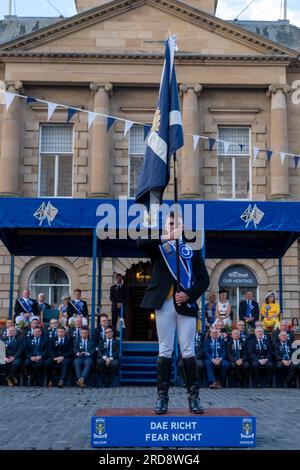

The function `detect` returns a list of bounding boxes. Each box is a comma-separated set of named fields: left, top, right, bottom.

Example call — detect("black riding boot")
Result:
left=154, top=356, right=172, bottom=414
left=183, top=356, right=204, bottom=414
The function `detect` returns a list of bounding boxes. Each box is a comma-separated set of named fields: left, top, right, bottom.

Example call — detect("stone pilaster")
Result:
left=0, top=82, right=24, bottom=196
left=267, top=84, right=290, bottom=199
left=180, top=84, right=202, bottom=198
left=89, top=82, right=113, bottom=197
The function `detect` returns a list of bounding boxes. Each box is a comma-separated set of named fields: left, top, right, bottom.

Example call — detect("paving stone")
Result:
left=0, top=386, right=299, bottom=450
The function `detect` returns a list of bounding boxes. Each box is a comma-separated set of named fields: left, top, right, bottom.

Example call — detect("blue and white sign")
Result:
left=91, top=414, right=256, bottom=448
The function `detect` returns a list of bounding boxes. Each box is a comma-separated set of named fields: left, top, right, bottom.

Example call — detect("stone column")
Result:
left=89, top=82, right=113, bottom=198
left=180, top=84, right=202, bottom=198
left=0, top=81, right=23, bottom=196
left=267, top=84, right=290, bottom=199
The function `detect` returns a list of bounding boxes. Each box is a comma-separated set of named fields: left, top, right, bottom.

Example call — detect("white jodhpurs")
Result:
left=155, top=297, right=196, bottom=358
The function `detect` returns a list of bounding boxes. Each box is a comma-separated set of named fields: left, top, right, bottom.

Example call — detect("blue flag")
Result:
left=135, top=36, right=184, bottom=205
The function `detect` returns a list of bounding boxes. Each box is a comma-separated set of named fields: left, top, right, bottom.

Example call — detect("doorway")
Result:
left=219, top=265, right=258, bottom=322
left=124, top=262, right=157, bottom=341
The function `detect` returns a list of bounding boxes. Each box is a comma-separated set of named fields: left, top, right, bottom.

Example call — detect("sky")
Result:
left=0, top=0, right=300, bottom=26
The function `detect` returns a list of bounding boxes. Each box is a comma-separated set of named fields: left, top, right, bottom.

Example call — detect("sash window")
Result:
left=128, top=125, right=147, bottom=198
left=39, top=124, right=73, bottom=197
left=217, top=127, right=251, bottom=200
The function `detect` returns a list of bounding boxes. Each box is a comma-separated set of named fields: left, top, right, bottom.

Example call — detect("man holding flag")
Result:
left=136, top=37, right=209, bottom=415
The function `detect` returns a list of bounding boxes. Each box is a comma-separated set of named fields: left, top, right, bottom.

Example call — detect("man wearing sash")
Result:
left=67, top=289, right=88, bottom=321
left=137, top=213, right=209, bottom=414
left=14, top=289, right=39, bottom=322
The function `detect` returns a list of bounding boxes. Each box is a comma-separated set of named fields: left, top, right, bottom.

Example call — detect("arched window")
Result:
left=29, top=265, right=70, bottom=307
left=219, top=265, right=258, bottom=321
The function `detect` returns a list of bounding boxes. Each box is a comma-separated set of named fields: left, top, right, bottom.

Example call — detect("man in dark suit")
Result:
left=275, top=331, right=296, bottom=386
left=272, top=320, right=295, bottom=346
left=93, top=313, right=109, bottom=343
left=227, top=328, right=249, bottom=387
left=45, top=319, right=59, bottom=341
left=24, top=326, right=48, bottom=385
left=204, top=327, right=230, bottom=389
left=45, top=326, right=73, bottom=387
left=23, top=317, right=42, bottom=342
left=97, top=326, right=120, bottom=387
left=37, top=293, right=51, bottom=316
left=238, top=291, right=259, bottom=328
left=67, top=289, right=88, bottom=320
left=137, top=213, right=209, bottom=414
left=110, top=274, right=129, bottom=331
left=14, top=289, right=39, bottom=322
left=249, top=327, right=273, bottom=387
left=73, top=327, right=95, bottom=388
left=0, top=326, right=24, bottom=386
left=68, top=316, right=84, bottom=343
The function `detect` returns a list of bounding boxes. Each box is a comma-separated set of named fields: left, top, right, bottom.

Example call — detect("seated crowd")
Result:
left=181, top=320, right=300, bottom=389
left=0, top=312, right=120, bottom=389
left=0, top=287, right=299, bottom=389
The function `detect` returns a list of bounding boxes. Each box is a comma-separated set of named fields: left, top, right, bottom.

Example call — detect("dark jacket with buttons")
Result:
left=137, top=239, right=209, bottom=318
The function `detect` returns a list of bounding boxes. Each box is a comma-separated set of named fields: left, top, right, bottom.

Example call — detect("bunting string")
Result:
left=1, top=90, right=299, bottom=169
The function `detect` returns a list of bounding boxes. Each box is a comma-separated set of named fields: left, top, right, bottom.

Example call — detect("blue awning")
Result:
left=0, top=198, right=299, bottom=258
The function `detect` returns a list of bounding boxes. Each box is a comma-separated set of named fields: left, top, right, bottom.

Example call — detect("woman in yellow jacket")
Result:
left=260, top=292, right=281, bottom=329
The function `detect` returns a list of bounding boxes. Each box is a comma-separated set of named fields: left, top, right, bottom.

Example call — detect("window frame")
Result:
left=217, top=126, right=252, bottom=201
left=128, top=124, right=147, bottom=199
left=29, top=264, right=71, bottom=307
left=38, top=123, right=74, bottom=198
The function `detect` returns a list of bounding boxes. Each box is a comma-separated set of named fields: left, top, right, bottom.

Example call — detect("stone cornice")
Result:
left=0, top=0, right=297, bottom=58
left=0, top=51, right=293, bottom=66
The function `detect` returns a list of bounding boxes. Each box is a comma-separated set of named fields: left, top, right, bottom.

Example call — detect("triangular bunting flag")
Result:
left=224, top=141, right=230, bottom=155
left=88, top=112, right=97, bottom=129
left=124, top=120, right=134, bottom=137
left=5, top=92, right=16, bottom=111
left=47, top=102, right=58, bottom=121
left=280, top=152, right=286, bottom=166
left=239, top=144, right=244, bottom=152
left=67, top=107, right=77, bottom=123
left=193, top=135, right=200, bottom=151
left=294, top=156, right=300, bottom=169
left=143, top=125, right=151, bottom=141
left=208, top=138, right=216, bottom=152
left=267, top=150, right=273, bottom=162
left=107, top=117, right=116, bottom=132
left=26, top=97, right=37, bottom=104
left=253, top=147, right=260, bottom=160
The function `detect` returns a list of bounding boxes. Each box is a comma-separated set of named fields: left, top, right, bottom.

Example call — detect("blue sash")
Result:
left=246, top=302, right=254, bottom=317
left=71, top=300, right=83, bottom=314
left=159, top=241, right=194, bottom=291
left=18, top=297, right=33, bottom=313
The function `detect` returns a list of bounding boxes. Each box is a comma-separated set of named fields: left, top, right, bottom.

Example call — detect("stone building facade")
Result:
left=0, top=0, right=299, bottom=328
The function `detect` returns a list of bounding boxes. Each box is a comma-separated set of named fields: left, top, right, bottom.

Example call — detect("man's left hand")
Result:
left=175, top=292, right=190, bottom=305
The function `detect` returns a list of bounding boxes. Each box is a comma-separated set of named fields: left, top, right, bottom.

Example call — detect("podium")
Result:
left=91, top=408, right=256, bottom=448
